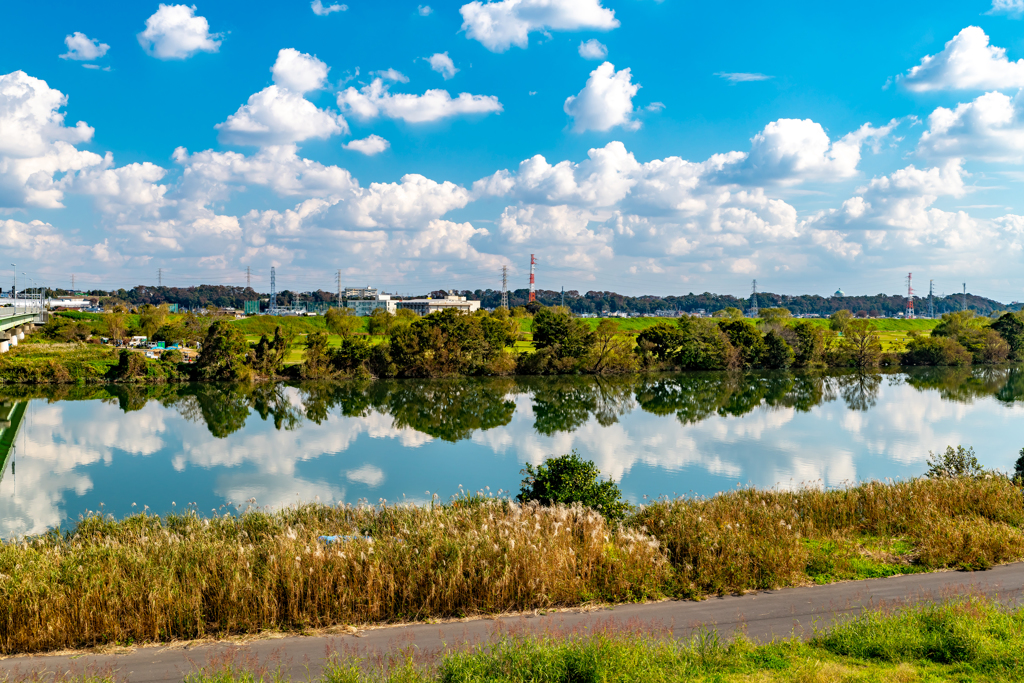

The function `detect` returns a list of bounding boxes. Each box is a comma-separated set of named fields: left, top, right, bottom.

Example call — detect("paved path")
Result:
left=3, top=564, right=1024, bottom=682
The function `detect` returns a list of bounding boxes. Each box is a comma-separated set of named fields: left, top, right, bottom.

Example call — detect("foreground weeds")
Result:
left=2, top=477, right=1024, bottom=655
left=177, top=597, right=1024, bottom=682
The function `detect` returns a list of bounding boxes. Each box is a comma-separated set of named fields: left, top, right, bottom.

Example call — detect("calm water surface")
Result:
left=1, top=367, right=1023, bottom=537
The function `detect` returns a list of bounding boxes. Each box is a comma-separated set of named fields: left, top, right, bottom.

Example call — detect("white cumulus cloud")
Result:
left=418, top=4, right=433, bottom=14
left=271, top=48, right=330, bottom=94
left=578, top=39, right=607, bottom=60
left=900, top=26, right=1024, bottom=92
left=372, top=68, right=409, bottom=83
left=311, top=0, right=347, bottom=15
left=0, top=70, right=104, bottom=209
left=919, top=90, right=1024, bottom=162
left=344, top=135, right=390, bottom=155
left=721, top=118, right=898, bottom=186
left=60, top=32, right=109, bottom=61
left=428, top=52, right=459, bottom=79
left=564, top=61, right=640, bottom=132
left=138, top=4, right=221, bottom=60
left=338, top=79, right=502, bottom=123
left=460, top=0, right=619, bottom=53
left=216, top=86, right=347, bottom=146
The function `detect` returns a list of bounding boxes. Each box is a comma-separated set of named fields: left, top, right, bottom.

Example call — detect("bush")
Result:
left=926, top=445, right=985, bottom=479
left=902, top=335, right=972, bottom=366
left=517, top=452, right=631, bottom=520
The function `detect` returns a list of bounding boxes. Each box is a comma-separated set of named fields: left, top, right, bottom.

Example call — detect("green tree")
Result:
left=992, top=312, right=1024, bottom=360
left=712, top=307, right=744, bottom=320
left=672, top=317, right=734, bottom=370
left=902, top=335, right=972, bottom=366
left=926, top=445, right=985, bottom=479
left=138, top=304, right=168, bottom=338
left=719, top=320, right=766, bottom=368
left=106, top=310, right=127, bottom=341
left=302, top=330, right=333, bottom=379
left=1014, top=447, right=1024, bottom=482
left=367, top=308, right=394, bottom=337
left=762, top=330, right=795, bottom=369
left=532, top=307, right=596, bottom=359
left=325, top=307, right=360, bottom=337
left=830, top=310, right=853, bottom=335
left=517, top=451, right=631, bottom=520
left=791, top=321, right=824, bottom=367
left=249, top=326, right=289, bottom=377
left=842, top=320, right=882, bottom=368
left=758, top=307, right=792, bottom=326
left=196, top=321, right=252, bottom=381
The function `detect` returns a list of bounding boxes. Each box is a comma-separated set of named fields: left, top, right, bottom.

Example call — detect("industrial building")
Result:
left=346, top=294, right=398, bottom=316
left=397, top=293, right=481, bottom=316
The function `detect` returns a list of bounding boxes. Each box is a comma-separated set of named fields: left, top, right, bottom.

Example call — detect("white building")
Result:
left=396, top=293, right=480, bottom=316
left=344, top=286, right=379, bottom=299
left=346, top=294, right=398, bottom=316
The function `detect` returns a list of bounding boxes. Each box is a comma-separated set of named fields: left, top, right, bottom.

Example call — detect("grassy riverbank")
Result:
left=177, top=597, right=1024, bottom=682
left=4, top=476, right=1023, bottom=655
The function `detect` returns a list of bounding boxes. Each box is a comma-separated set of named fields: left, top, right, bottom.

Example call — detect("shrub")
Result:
left=1014, top=447, right=1024, bottom=482
left=517, top=452, right=631, bottom=520
left=761, top=330, right=794, bottom=369
left=902, top=335, right=972, bottom=366
left=926, top=445, right=985, bottom=479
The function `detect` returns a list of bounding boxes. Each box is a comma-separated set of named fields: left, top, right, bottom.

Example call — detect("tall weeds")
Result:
left=2, top=477, right=1023, bottom=655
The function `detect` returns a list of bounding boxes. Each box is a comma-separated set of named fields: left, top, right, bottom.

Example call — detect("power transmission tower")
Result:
left=158, top=268, right=162, bottom=286
left=963, top=283, right=967, bottom=312
left=270, top=267, right=277, bottom=315
left=500, top=265, right=508, bottom=309
left=528, top=254, right=537, bottom=303
left=561, top=286, right=565, bottom=308
left=336, top=270, right=342, bottom=306
left=905, top=273, right=914, bottom=319
left=928, top=280, right=935, bottom=319
left=246, top=266, right=251, bottom=289
left=749, top=280, right=759, bottom=318
left=71, top=274, right=75, bottom=292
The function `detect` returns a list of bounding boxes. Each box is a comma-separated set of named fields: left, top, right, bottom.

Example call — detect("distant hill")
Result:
left=52, top=284, right=1017, bottom=316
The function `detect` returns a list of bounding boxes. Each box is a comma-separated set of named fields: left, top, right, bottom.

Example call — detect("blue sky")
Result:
left=2, top=0, right=1024, bottom=300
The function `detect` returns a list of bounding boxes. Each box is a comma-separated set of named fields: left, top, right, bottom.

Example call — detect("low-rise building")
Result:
left=396, top=293, right=480, bottom=316
left=346, top=294, right=398, bottom=316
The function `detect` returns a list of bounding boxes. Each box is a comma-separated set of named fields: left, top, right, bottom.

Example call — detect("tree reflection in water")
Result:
left=2, top=365, right=1022, bottom=441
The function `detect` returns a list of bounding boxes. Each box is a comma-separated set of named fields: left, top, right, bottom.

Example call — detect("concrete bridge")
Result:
left=0, top=309, right=41, bottom=353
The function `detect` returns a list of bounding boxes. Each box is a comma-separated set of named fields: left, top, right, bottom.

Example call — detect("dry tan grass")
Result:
left=2, top=477, right=1023, bottom=656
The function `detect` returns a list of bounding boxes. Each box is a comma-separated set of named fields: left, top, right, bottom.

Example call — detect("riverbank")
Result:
left=0, top=309, right=1005, bottom=386
left=3, top=476, right=1022, bottom=655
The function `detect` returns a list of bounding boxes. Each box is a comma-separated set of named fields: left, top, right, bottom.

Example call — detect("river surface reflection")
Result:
left=1, top=366, right=1023, bottom=537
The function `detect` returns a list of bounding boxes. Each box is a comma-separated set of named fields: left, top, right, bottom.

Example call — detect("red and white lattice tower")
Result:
left=528, top=254, right=537, bottom=303
left=906, top=273, right=915, bottom=319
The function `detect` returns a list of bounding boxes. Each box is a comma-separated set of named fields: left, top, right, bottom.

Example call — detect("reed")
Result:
left=2, top=477, right=1023, bottom=655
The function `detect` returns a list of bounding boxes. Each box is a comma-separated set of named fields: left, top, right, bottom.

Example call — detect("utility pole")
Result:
left=905, top=273, right=914, bottom=319
left=528, top=254, right=537, bottom=303
left=750, top=280, right=759, bottom=318
left=928, top=280, right=935, bottom=319
left=500, top=265, right=509, bottom=309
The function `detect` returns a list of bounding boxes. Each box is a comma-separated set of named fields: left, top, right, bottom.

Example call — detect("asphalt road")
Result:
left=3, top=563, right=1024, bottom=682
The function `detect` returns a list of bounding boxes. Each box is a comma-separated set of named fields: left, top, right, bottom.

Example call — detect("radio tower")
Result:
left=528, top=254, right=537, bottom=303
left=905, top=273, right=915, bottom=319
left=270, top=267, right=277, bottom=315
left=749, top=279, right=759, bottom=318
left=500, top=265, right=509, bottom=309
left=928, top=280, right=935, bottom=319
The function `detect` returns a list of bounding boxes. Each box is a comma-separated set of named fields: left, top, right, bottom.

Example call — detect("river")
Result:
left=1, top=366, right=1022, bottom=537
